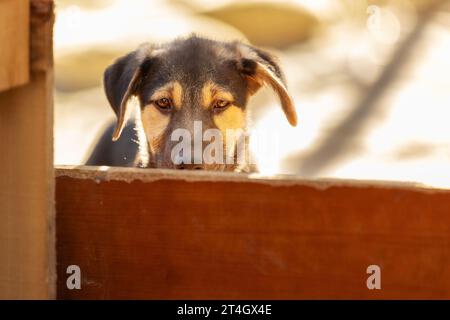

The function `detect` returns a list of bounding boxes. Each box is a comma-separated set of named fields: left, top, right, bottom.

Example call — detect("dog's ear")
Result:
left=236, top=44, right=297, bottom=126
left=104, top=46, right=154, bottom=141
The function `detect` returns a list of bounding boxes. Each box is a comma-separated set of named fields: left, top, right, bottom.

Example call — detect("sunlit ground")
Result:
left=54, top=0, right=450, bottom=188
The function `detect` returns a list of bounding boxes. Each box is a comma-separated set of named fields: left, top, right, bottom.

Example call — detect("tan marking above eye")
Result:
left=141, top=104, right=170, bottom=153
left=172, top=82, right=183, bottom=108
left=201, top=80, right=234, bottom=109
left=150, top=81, right=183, bottom=110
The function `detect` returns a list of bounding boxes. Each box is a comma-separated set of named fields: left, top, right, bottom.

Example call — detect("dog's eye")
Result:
left=155, top=98, right=172, bottom=110
left=213, top=99, right=231, bottom=111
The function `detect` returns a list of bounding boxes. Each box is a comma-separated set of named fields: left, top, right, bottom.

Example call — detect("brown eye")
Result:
left=155, top=98, right=172, bottom=110
left=214, top=99, right=230, bottom=110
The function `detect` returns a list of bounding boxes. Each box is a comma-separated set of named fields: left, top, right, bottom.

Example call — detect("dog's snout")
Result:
left=176, top=163, right=204, bottom=170
left=173, top=153, right=204, bottom=170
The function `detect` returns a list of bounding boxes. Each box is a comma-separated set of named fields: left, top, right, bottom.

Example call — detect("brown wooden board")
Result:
left=0, top=71, right=54, bottom=299
left=0, top=0, right=29, bottom=92
left=56, top=166, right=450, bottom=299
left=0, top=0, right=54, bottom=299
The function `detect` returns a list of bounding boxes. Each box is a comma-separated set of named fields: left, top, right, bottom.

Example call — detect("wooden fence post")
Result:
left=0, top=0, right=55, bottom=299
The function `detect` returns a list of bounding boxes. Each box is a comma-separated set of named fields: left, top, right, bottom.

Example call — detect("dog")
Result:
left=86, top=35, right=297, bottom=172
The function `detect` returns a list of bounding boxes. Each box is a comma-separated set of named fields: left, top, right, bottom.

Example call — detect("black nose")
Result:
left=176, top=164, right=203, bottom=170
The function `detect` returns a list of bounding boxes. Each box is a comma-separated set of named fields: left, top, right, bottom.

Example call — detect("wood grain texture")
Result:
left=0, top=0, right=54, bottom=299
left=56, top=167, right=450, bottom=299
left=0, top=0, right=29, bottom=92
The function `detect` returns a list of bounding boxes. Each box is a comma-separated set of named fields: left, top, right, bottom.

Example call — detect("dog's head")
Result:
left=103, top=36, right=297, bottom=170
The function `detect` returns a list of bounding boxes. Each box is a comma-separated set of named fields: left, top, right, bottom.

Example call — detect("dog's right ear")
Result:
left=103, top=46, right=154, bottom=141
left=236, top=43, right=297, bottom=127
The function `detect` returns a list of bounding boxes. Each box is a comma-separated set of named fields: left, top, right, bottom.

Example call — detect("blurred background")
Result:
left=54, top=0, right=450, bottom=187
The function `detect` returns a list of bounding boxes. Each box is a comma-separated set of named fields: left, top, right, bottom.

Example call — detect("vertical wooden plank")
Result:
left=0, top=0, right=54, bottom=299
left=0, top=0, right=29, bottom=91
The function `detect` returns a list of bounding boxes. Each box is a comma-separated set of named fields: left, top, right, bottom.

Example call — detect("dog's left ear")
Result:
left=236, top=44, right=297, bottom=126
left=103, top=44, right=154, bottom=141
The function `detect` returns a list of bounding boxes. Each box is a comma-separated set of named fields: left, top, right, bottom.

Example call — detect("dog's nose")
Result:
left=176, top=163, right=203, bottom=170
left=173, top=152, right=204, bottom=170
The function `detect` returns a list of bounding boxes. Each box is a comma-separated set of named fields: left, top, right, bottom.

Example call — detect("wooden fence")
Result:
left=1, top=0, right=450, bottom=300
left=56, top=166, right=450, bottom=299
